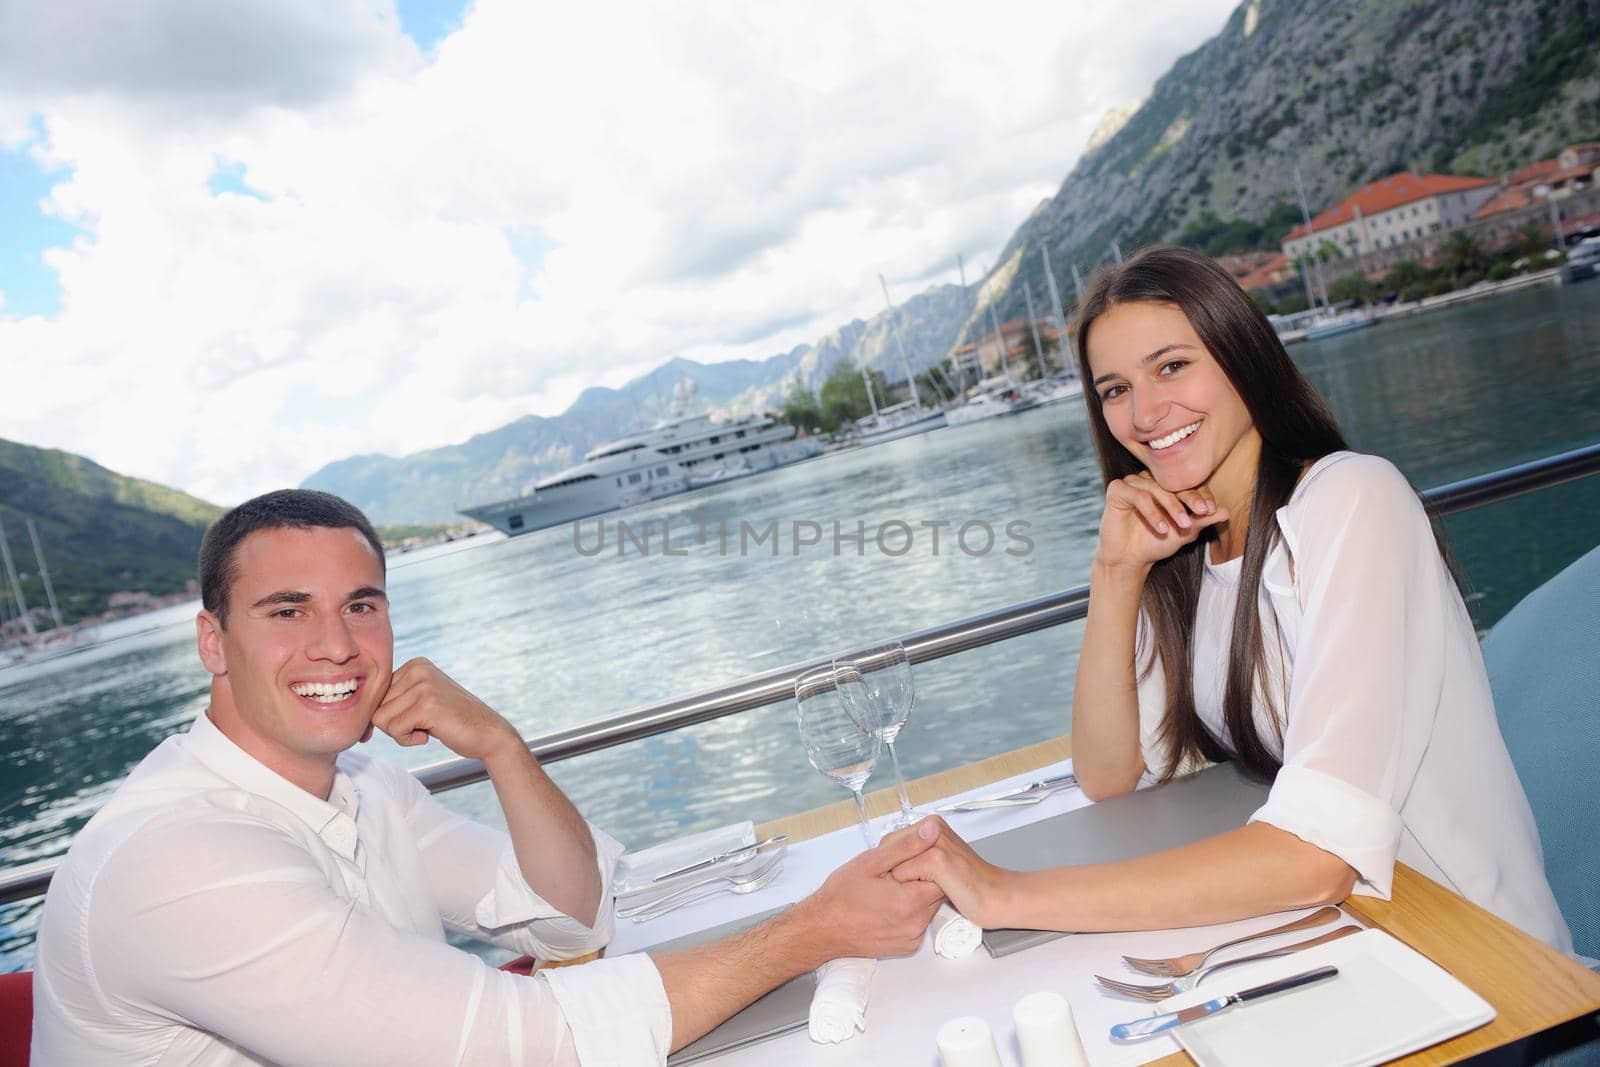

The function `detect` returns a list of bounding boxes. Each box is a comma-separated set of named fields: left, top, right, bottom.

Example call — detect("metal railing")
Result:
left=3, top=441, right=1598, bottom=906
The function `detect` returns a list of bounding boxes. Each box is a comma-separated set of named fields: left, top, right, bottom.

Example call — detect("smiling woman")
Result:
left=891, top=246, right=1574, bottom=956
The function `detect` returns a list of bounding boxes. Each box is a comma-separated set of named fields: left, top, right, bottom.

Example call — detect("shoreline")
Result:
left=1280, top=267, right=1564, bottom=344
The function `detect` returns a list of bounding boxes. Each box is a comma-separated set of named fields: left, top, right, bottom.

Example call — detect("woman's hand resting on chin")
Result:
left=1096, top=471, right=1229, bottom=571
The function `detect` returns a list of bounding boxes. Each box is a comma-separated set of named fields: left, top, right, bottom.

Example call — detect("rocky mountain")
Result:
left=976, top=0, right=1600, bottom=325
left=303, top=0, right=1600, bottom=525
left=0, top=438, right=223, bottom=625
left=301, top=284, right=971, bottom=524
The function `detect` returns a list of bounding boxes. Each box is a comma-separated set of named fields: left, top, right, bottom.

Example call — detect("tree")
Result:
left=1382, top=258, right=1427, bottom=291
left=1442, top=230, right=1488, bottom=280
left=816, top=359, right=886, bottom=433
left=1328, top=272, right=1378, bottom=306
left=778, top=378, right=821, bottom=435
left=1511, top=220, right=1553, bottom=260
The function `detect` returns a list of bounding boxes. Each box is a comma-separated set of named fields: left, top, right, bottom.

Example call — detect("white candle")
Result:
left=936, top=1016, right=1002, bottom=1067
left=1012, top=991, right=1089, bottom=1067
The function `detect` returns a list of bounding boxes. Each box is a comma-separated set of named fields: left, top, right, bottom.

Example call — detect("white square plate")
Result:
left=1152, top=928, right=1494, bottom=1067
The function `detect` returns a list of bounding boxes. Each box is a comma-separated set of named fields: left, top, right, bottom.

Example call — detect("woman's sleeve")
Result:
left=1248, top=455, right=1448, bottom=897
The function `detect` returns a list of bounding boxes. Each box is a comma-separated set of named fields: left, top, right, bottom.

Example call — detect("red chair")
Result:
left=0, top=971, right=33, bottom=1067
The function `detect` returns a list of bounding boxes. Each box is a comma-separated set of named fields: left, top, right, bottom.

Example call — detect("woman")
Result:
left=893, top=246, right=1571, bottom=951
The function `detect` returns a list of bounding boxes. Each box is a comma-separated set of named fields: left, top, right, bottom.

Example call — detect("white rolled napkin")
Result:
left=932, top=901, right=983, bottom=959
left=808, top=957, right=875, bottom=1043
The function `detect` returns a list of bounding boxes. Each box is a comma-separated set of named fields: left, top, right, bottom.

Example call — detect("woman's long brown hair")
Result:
left=1073, top=246, right=1349, bottom=782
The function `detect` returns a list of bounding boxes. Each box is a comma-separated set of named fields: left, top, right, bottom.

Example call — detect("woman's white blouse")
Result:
left=1135, top=452, right=1572, bottom=952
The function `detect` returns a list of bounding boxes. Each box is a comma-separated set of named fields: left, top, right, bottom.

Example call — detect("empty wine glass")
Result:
left=796, top=664, right=882, bottom=848
left=834, top=641, right=920, bottom=829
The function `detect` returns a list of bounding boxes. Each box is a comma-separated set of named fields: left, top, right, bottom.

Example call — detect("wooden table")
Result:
left=758, top=737, right=1600, bottom=1066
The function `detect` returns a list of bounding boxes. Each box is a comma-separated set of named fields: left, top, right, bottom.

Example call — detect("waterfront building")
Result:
left=949, top=316, right=1062, bottom=380
left=1214, top=250, right=1294, bottom=301
left=1281, top=172, right=1498, bottom=261
left=1472, top=143, right=1600, bottom=245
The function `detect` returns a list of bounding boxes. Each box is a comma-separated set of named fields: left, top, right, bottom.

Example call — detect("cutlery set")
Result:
left=1102, top=904, right=1360, bottom=1039
left=618, top=849, right=788, bottom=923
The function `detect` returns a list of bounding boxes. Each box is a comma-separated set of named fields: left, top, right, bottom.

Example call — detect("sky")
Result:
left=0, top=0, right=1238, bottom=506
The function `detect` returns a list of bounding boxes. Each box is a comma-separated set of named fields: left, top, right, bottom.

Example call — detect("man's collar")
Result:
left=186, top=709, right=361, bottom=859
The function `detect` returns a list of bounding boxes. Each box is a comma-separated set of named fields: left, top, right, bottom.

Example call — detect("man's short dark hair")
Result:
left=199, top=490, right=385, bottom=627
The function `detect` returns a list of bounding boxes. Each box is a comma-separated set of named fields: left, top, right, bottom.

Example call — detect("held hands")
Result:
left=1096, top=471, right=1230, bottom=571
left=368, top=657, right=519, bottom=762
left=889, top=817, right=1010, bottom=931
left=805, top=824, right=946, bottom=960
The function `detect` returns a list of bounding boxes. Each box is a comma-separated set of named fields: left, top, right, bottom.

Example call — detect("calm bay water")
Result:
left=3, top=281, right=1598, bottom=970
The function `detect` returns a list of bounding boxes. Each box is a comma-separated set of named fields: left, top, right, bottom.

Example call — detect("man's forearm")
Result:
left=483, top=738, right=603, bottom=926
left=651, top=898, right=837, bottom=1051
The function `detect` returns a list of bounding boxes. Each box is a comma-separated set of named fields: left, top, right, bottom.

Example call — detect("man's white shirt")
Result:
left=31, top=710, right=673, bottom=1065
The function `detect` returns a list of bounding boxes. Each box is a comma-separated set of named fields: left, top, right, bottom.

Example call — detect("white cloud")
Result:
left=0, top=0, right=1237, bottom=505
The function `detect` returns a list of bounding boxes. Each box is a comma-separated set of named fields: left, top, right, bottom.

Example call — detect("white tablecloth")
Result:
left=611, top=759, right=1338, bottom=1066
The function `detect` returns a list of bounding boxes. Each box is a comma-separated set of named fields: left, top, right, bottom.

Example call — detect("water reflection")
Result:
left=2, top=281, right=1597, bottom=970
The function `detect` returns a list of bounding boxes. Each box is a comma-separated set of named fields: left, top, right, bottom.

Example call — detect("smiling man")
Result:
left=32, top=489, right=943, bottom=1065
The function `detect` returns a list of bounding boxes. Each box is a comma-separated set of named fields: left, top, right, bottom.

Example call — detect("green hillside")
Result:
left=0, top=438, right=223, bottom=625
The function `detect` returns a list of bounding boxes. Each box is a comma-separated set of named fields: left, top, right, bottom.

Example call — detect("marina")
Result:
left=3, top=281, right=1600, bottom=1063
left=7, top=3, right=1600, bottom=1062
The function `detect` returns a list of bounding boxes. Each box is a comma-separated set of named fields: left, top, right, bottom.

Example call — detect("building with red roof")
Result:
left=1215, top=250, right=1292, bottom=293
left=1473, top=144, right=1600, bottom=225
left=1281, top=172, right=1496, bottom=263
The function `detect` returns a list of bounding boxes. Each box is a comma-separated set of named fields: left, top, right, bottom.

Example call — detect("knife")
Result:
left=650, top=834, right=789, bottom=882
left=1109, top=965, right=1339, bottom=1040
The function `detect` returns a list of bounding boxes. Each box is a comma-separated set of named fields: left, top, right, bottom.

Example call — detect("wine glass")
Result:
left=795, top=664, right=882, bottom=848
left=834, top=641, right=920, bottom=829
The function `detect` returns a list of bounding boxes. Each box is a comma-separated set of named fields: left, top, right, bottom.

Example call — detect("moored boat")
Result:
left=943, top=377, right=1039, bottom=426
left=457, top=411, right=823, bottom=536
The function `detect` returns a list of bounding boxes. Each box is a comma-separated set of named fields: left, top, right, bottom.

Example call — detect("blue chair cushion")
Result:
left=1481, top=542, right=1600, bottom=964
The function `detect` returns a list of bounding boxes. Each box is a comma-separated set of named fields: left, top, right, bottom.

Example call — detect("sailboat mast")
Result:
left=878, top=274, right=923, bottom=410
left=1042, top=246, right=1071, bottom=365
left=985, top=279, right=1012, bottom=382
left=859, top=366, right=881, bottom=421
left=1022, top=280, right=1045, bottom=378
left=954, top=255, right=971, bottom=393
left=26, top=518, right=62, bottom=630
left=1293, top=166, right=1330, bottom=309
left=0, top=516, right=35, bottom=637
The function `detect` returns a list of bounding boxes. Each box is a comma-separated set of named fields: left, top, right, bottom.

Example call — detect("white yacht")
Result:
left=457, top=412, right=823, bottom=536
left=851, top=400, right=948, bottom=445
left=944, top=377, right=1040, bottom=426
left=1025, top=374, right=1085, bottom=407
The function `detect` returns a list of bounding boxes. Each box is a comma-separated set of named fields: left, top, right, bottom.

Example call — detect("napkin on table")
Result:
left=932, top=902, right=983, bottom=959
left=808, top=957, right=875, bottom=1043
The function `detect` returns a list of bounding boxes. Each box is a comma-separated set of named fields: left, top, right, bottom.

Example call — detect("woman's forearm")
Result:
left=992, top=823, right=1357, bottom=932
left=1070, top=560, right=1151, bottom=798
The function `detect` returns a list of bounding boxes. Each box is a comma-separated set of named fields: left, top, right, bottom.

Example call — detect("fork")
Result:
left=1095, top=925, right=1363, bottom=1001
left=622, top=860, right=785, bottom=922
left=933, top=774, right=1079, bottom=813
left=1121, top=905, right=1342, bottom=976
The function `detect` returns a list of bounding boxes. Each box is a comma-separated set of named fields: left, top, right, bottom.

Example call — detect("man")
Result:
left=32, top=489, right=943, bottom=1064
